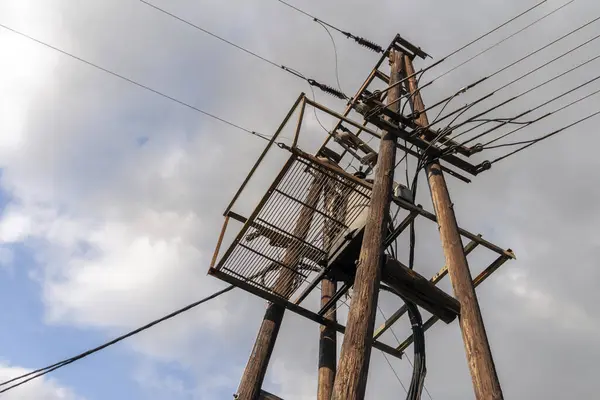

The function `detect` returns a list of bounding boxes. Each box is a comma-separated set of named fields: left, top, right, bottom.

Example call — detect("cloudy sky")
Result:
left=1, top=0, right=600, bottom=399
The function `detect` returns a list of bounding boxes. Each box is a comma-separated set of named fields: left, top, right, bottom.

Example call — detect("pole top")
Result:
left=392, top=34, right=430, bottom=60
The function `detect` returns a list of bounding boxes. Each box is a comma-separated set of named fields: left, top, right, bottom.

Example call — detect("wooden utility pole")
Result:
left=318, top=277, right=337, bottom=400
left=403, top=55, right=504, bottom=400
left=317, top=178, right=349, bottom=400
left=331, top=50, right=402, bottom=400
left=236, top=175, right=324, bottom=400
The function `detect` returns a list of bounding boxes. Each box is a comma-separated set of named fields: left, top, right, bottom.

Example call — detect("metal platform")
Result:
left=210, top=147, right=514, bottom=358
left=211, top=153, right=371, bottom=302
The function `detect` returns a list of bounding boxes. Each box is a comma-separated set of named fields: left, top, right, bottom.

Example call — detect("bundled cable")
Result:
left=380, top=285, right=427, bottom=400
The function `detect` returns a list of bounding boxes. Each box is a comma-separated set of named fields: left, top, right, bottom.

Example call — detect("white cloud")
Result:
left=2, top=0, right=600, bottom=398
left=0, top=364, right=82, bottom=400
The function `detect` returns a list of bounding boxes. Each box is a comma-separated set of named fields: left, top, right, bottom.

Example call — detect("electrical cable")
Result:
left=417, top=14, right=600, bottom=132
left=443, top=29, right=600, bottom=137
left=372, top=0, right=550, bottom=100
left=275, top=0, right=384, bottom=53
left=488, top=108, right=600, bottom=165
left=0, top=23, right=273, bottom=143
left=481, top=83, right=600, bottom=148
left=440, top=49, right=600, bottom=152
left=379, top=287, right=426, bottom=400
left=315, top=20, right=344, bottom=93
left=429, top=0, right=576, bottom=84
left=381, top=351, right=409, bottom=394
left=0, top=285, right=235, bottom=394
left=138, top=0, right=348, bottom=100
left=377, top=305, right=433, bottom=400
left=451, top=70, right=600, bottom=151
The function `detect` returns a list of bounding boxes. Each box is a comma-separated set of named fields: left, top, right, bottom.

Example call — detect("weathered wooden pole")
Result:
left=317, top=178, right=349, bottom=400
left=331, top=50, right=402, bottom=400
left=403, top=55, right=504, bottom=400
left=236, top=174, right=324, bottom=400
left=318, top=277, right=337, bottom=400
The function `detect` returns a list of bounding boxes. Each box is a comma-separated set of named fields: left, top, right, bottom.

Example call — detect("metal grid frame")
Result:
left=211, top=154, right=371, bottom=303
left=210, top=146, right=515, bottom=357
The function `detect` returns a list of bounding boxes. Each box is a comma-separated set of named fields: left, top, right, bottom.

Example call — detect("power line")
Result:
left=488, top=108, right=600, bottom=165
left=275, top=0, right=384, bottom=53
left=481, top=83, right=600, bottom=148
left=381, top=351, right=409, bottom=395
left=447, top=29, right=600, bottom=135
left=0, top=23, right=272, bottom=142
left=315, top=20, right=344, bottom=93
left=454, top=71, right=600, bottom=150
left=140, top=0, right=280, bottom=69
left=439, top=0, right=549, bottom=61
left=0, top=285, right=235, bottom=394
left=429, top=0, right=576, bottom=84
left=138, top=0, right=349, bottom=100
left=440, top=47, right=600, bottom=151
left=371, top=0, right=550, bottom=100
left=417, top=13, right=600, bottom=132
left=378, top=306, right=433, bottom=400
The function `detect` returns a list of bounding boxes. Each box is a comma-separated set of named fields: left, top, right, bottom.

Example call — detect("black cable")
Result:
left=0, top=285, right=235, bottom=394
left=419, top=14, right=600, bottom=132
left=315, top=20, right=343, bottom=93
left=138, top=0, right=348, bottom=100
left=380, top=286, right=426, bottom=400
left=444, top=30, right=600, bottom=137
left=381, top=352, right=409, bottom=394
left=276, top=0, right=384, bottom=53
left=140, top=0, right=281, bottom=68
left=429, top=0, right=576, bottom=84
left=0, top=23, right=272, bottom=143
left=489, top=108, right=600, bottom=165
left=450, top=70, right=600, bottom=152
left=482, top=83, right=600, bottom=148
left=372, top=0, right=551, bottom=100
left=441, top=49, right=600, bottom=153
left=407, top=162, right=421, bottom=271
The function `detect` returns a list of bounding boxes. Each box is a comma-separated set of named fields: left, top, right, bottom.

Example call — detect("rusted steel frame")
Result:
left=273, top=188, right=346, bottom=228
left=210, top=269, right=404, bottom=359
left=210, top=216, right=230, bottom=269
left=318, top=282, right=350, bottom=316
left=384, top=210, right=419, bottom=248
left=296, top=158, right=371, bottom=199
left=393, top=33, right=430, bottom=60
left=303, top=99, right=473, bottom=182
left=317, top=39, right=393, bottom=152
left=226, top=210, right=248, bottom=223
left=224, top=94, right=305, bottom=216
left=212, top=156, right=297, bottom=274
left=292, top=96, right=307, bottom=148
left=429, top=238, right=481, bottom=283
left=375, top=69, right=391, bottom=83
left=393, top=196, right=515, bottom=259
left=307, top=97, right=385, bottom=140
left=373, top=239, right=480, bottom=340
left=396, top=254, right=512, bottom=352
left=365, top=98, right=471, bottom=157
left=298, top=146, right=469, bottom=200
left=367, top=116, right=479, bottom=175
